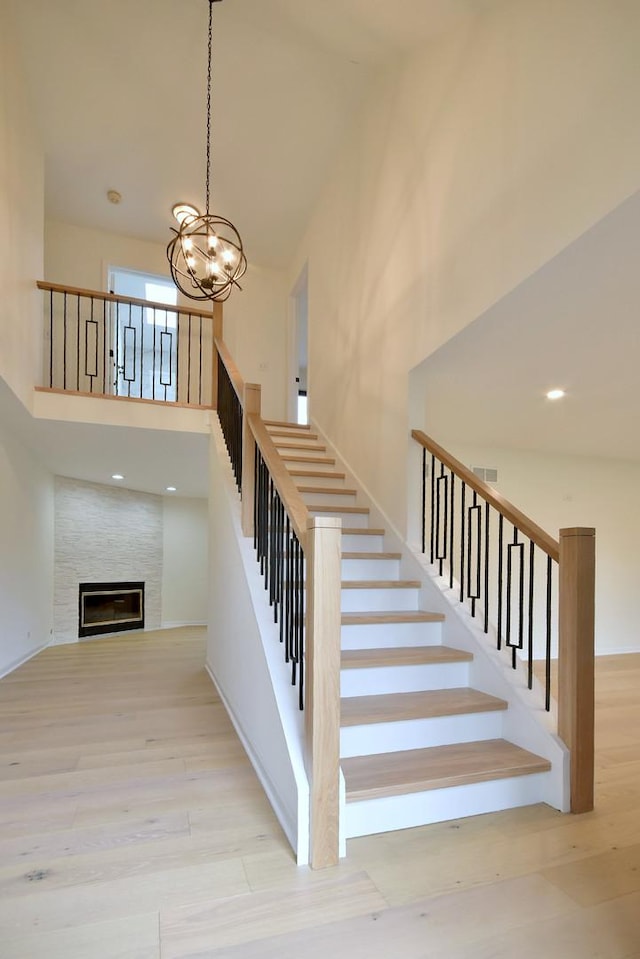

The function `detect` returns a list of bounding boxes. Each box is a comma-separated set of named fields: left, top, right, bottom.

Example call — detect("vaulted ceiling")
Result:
left=10, top=0, right=475, bottom=269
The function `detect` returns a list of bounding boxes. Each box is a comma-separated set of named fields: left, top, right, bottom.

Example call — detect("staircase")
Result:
left=265, top=420, right=553, bottom=839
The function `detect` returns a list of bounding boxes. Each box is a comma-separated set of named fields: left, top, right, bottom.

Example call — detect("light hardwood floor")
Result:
left=0, top=627, right=639, bottom=958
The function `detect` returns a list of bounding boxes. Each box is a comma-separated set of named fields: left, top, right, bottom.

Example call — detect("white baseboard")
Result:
left=0, top=641, right=50, bottom=679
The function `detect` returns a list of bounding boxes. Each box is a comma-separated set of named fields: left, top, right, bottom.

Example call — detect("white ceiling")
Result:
left=10, top=0, right=474, bottom=269
left=419, top=189, right=640, bottom=463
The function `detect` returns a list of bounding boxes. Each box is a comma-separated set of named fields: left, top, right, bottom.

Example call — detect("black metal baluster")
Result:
left=63, top=292, right=68, bottom=390
left=449, top=474, right=455, bottom=589
left=421, top=448, right=426, bottom=555
left=48, top=290, right=54, bottom=387
left=484, top=501, right=490, bottom=633
left=152, top=307, right=157, bottom=401
left=459, top=481, right=466, bottom=603
left=187, top=314, right=192, bottom=405
left=199, top=315, right=203, bottom=405
left=175, top=313, right=180, bottom=402
left=497, top=513, right=504, bottom=649
left=467, top=492, right=481, bottom=617
left=429, top=454, right=435, bottom=563
left=114, top=301, right=120, bottom=395
left=546, top=555, right=552, bottom=711
left=75, top=294, right=80, bottom=390
left=139, top=303, right=144, bottom=398
left=102, top=298, right=107, bottom=394
left=527, top=540, right=535, bottom=689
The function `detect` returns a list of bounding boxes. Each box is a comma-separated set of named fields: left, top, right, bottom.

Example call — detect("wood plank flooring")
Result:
left=0, top=626, right=639, bottom=958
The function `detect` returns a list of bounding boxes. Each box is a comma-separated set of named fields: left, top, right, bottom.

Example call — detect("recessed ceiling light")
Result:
left=111, top=473, right=124, bottom=480
left=166, top=486, right=177, bottom=492
left=546, top=389, right=565, bottom=400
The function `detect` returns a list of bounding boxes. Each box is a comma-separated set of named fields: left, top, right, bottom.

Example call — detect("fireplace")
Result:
left=78, top=582, right=145, bottom=638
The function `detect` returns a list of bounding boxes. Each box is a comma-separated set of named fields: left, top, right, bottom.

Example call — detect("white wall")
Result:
left=444, top=442, right=640, bottom=656
left=0, top=412, right=54, bottom=677
left=162, top=496, right=208, bottom=627
left=291, top=0, right=640, bottom=534
left=45, top=221, right=289, bottom=421
left=207, top=424, right=308, bottom=862
left=44, top=220, right=170, bottom=294
left=0, top=4, right=44, bottom=409
left=215, top=263, right=289, bottom=421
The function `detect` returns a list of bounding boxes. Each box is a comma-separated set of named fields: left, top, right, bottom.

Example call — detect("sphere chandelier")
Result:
left=167, top=0, right=247, bottom=302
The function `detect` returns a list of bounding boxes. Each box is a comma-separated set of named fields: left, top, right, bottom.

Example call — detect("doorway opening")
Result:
left=289, top=264, right=308, bottom=424
left=107, top=267, right=178, bottom=401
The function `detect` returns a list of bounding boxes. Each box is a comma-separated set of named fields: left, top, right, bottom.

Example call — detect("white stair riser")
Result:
left=341, top=533, right=385, bottom=551
left=341, top=622, right=443, bottom=648
left=273, top=439, right=321, bottom=449
left=312, top=510, right=369, bottom=527
left=291, top=475, right=346, bottom=487
left=300, top=491, right=358, bottom=507
left=341, top=587, right=420, bottom=612
left=340, top=661, right=471, bottom=697
left=344, top=772, right=551, bottom=839
left=341, top=558, right=400, bottom=579
left=340, top=710, right=504, bottom=757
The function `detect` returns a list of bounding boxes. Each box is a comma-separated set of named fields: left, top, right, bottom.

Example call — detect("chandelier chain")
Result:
left=205, top=0, right=213, bottom=215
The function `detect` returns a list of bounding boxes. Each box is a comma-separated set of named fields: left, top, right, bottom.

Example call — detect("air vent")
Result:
left=472, top=466, right=498, bottom=484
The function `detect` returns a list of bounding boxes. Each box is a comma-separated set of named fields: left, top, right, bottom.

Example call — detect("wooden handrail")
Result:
left=412, top=429, right=559, bottom=561
left=248, top=412, right=310, bottom=544
left=215, top=336, right=244, bottom=404
left=37, top=280, right=216, bottom=321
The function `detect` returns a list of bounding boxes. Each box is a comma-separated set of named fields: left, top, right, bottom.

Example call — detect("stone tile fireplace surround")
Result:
left=54, top=477, right=162, bottom=644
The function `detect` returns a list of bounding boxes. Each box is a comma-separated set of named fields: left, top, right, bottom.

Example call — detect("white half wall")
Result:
left=207, top=423, right=309, bottom=863
left=0, top=406, right=54, bottom=677
left=162, top=496, right=208, bottom=627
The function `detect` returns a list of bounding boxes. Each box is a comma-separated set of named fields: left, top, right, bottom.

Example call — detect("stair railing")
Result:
left=37, top=281, right=216, bottom=407
left=216, top=338, right=341, bottom=868
left=412, top=429, right=595, bottom=813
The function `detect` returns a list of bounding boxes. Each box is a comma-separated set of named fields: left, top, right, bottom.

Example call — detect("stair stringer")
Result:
left=310, top=418, right=570, bottom=816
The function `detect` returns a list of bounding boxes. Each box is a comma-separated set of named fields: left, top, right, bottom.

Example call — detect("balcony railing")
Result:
left=38, top=281, right=215, bottom=408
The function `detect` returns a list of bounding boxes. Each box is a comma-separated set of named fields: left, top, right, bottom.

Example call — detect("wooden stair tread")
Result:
left=341, top=646, right=473, bottom=669
left=341, top=579, right=420, bottom=589
left=342, top=527, right=385, bottom=536
left=342, top=551, right=402, bottom=560
left=281, top=455, right=335, bottom=464
left=341, top=610, right=444, bottom=625
left=309, top=504, right=369, bottom=514
left=297, top=485, right=357, bottom=495
left=342, top=740, right=552, bottom=802
left=289, top=469, right=346, bottom=479
left=340, top=688, right=507, bottom=726
left=268, top=429, right=318, bottom=440
left=264, top=419, right=311, bottom=430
